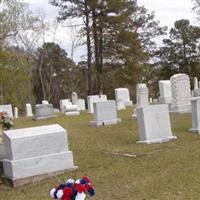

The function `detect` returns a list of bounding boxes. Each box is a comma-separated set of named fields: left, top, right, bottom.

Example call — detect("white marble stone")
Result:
left=194, top=77, right=199, bottom=90
left=71, top=92, right=78, bottom=105
left=149, top=97, right=153, bottom=104
left=25, top=103, right=33, bottom=117
left=0, top=104, right=13, bottom=117
left=42, top=100, right=49, bottom=104
left=136, top=104, right=177, bottom=144
left=170, top=73, right=191, bottom=113
left=189, top=97, right=200, bottom=134
left=90, top=100, right=121, bottom=126
left=87, top=95, right=107, bottom=113
left=115, top=88, right=133, bottom=106
left=136, top=84, right=149, bottom=107
left=34, top=104, right=56, bottom=120
left=194, top=88, right=200, bottom=97
left=3, top=124, right=76, bottom=180
left=76, top=99, right=86, bottom=111
left=14, top=107, right=18, bottom=118
left=158, top=80, right=172, bottom=104
left=59, top=99, right=72, bottom=113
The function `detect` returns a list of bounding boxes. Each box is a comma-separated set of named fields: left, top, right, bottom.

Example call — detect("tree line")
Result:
left=0, top=0, right=199, bottom=113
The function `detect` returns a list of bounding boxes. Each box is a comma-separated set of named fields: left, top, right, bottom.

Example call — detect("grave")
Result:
left=170, top=73, right=191, bottom=113
left=59, top=99, right=71, bottom=113
left=33, top=104, right=56, bottom=120
left=42, top=100, right=49, bottom=104
left=14, top=107, right=18, bottom=118
left=87, top=95, right=107, bottom=113
left=158, top=80, right=172, bottom=104
left=25, top=103, right=33, bottom=117
left=189, top=97, right=200, bottom=134
left=90, top=100, right=121, bottom=126
left=136, top=104, right=177, bottom=144
left=2, top=124, right=77, bottom=187
left=0, top=104, right=13, bottom=118
left=115, top=88, right=133, bottom=107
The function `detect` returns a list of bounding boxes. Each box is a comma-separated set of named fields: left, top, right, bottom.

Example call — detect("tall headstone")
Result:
left=87, top=95, right=107, bottom=113
left=14, top=107, right=18, bottom=118
left=194, top=77, right=199, bottom=90
left=136, top=104, right=177, bottom=144
left=33, top=104, right=56, bottom=120
left=90, top=100, right=121, bottom=126
left=2, top=124, right=77, bottom=187
left=115, top=88, right=133, bottom=106
left=71, top=92, right=78, bottom=105
left=158, top=80, right=172, bottom=104
left=25, top=103, right=33, bottom=117
left=189, top=97, right=200, bottom=134
left=0, top=104, right=13, bottom=117
left=170, top=73, right=191, bottom=113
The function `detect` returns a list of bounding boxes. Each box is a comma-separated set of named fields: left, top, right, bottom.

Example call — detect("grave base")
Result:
left=189, top=128, right=200, bottom=134
left=137, top=136, right=177, bottom=144
left=2, top=166, right=78, bottom=187
left=33, top=115, right=57, bottom=120
left=65, top=111, right=80, bottom=116
left=90, top=118, right=121, bottom=127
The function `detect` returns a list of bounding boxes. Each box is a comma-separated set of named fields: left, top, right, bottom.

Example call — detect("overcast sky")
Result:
left=23, top=0, right=197, bottom=62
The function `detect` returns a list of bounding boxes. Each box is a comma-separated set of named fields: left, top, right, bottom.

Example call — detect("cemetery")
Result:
left=0, top=0, right=200, bottom=199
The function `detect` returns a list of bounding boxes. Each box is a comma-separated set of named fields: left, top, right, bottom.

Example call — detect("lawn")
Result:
left=0, top=108, right=200, bottom=200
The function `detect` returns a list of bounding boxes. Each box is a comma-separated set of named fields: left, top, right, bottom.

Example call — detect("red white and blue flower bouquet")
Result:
left=50, top=176, right=95, bottom=200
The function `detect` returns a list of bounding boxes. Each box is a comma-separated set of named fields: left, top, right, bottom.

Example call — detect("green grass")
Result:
left=0, top=108, right=200, bottom=200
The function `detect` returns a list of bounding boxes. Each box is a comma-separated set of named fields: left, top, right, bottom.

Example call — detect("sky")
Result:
left=23, top=0, right=197, bottom=62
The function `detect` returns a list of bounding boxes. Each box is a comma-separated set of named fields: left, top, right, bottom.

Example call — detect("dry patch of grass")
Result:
left=0, top=109, right=200, bottom=200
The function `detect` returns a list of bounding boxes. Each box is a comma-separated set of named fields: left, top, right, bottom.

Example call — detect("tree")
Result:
left=33, top=42, right=75, bottom=106
left=155, top=19, right=200, bottom=80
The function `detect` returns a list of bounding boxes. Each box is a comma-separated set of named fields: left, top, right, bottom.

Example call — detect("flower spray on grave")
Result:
left=0, top=111, right=13, bottom=131
left=50, top=176, right=95, bottom=200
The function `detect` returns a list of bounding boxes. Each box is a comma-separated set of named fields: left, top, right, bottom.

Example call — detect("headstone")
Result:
left=90, top=100, right=121, bottom=126
left=170, top=73, right=191, bottom=113
left=136, top=84, right=149, bottom=107
left=59, top=99, right=71, bottom=113
left=76, top=99, right=86, bottom=111
left=33, top=104, right=56, bottom=120
left=189, top=97, right=200, bottom=134
left=87, top=95, right=107, bottom=113
left=14, top=107, right=18, bottom=118
left=71, top=92, right=78, bottom=105
left=136, top=104, right=177, bottom=144
left=115, top=88, right=133, bottom=106
left=132, top=84, right=149, bottom=118
left=42, top=100, right=49, bottom=104
left=194, top=88, right=200, bottom=97
left=149, top=97, right=153, bottom=104
left=158, top=80, right=172, bottom=104
left=25, top=103, right=33, bottom=117
left=2, top=124, right=77, bottom=187
left=0, top=104, right=13, bottom=118
left=65, top=105, right=80, bottom=116
left=116, top=100, right=126, bottom=110
left=194, top=77, right=199, bottom=90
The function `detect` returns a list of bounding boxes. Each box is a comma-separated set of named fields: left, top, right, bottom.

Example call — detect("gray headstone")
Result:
left=194, top=88, right=200, bottom=97
left=34, top=104, right=55, bottom=120
left=71, top=92, right=78, bottom=105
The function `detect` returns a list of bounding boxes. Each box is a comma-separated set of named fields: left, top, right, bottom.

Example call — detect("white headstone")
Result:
left=65, top=105, right=80, bottom=116
left=76, top=99, right=86, bottom=111
left=0, top=104, right=13, bottom=118
left=34, top=104, right=56, bottom=120
left=90, top=100, right=121, bottom=126
left=25, top=103, right=33, bottom=117
left=136, top=84, right=149, bottom=107
left=87, top=95, right=107, bottom=113
left=136, top=104, right=177, bottom=144
left=194, top=88, right=200, bottom=97
left=189, top=97, right=200, bottom=134
left=149, top=97, right=153, bottom=104
left=170, top=73, right=191, bottom=113
left=158, top=80, right=172, bottom=104
left=71, top=92, right=78, bottom=105
left=59, top=99, right=71, bottom=113
left=14, top=107, right=18, bottom=118
left=115, top=88, right=133, bottom=106
left=194, top=77, right=199, bottom=90
left=42, top=100, right=49, bottom=104
left=2, top=124, right=77, bottom=185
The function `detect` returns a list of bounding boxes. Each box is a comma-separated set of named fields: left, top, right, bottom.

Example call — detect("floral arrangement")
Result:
left=0, top=111, right=13, bottom=130
left=50, top=176, right=95, bottom=200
